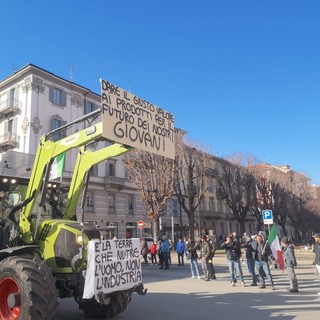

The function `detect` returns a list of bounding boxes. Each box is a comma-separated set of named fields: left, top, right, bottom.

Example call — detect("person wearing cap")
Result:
left=281, top=237, right=299, bottom=293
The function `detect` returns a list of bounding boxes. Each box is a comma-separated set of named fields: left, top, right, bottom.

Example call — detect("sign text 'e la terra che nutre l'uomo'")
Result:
left=101, top=79, right=175, bottom=159
left=83, top=238, right=142, bottom=298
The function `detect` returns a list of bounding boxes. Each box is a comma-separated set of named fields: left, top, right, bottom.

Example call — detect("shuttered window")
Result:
left=51, top=117, right=67, bottom=141
left=125, top=195, right=136, bottom=215
left=84, top=101, right=96, bottom=114
left=108, top=193, right=116, bottom=214
left=4, top=118, right=17, bottom=140
left=49, top=86, right=67, bottom=106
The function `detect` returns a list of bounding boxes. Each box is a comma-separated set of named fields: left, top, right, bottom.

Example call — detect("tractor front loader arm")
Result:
left=63, top=143, right=132, bottom=220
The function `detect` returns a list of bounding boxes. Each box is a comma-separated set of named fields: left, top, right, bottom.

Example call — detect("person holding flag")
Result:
left=267, top=224, right=285, bottom=271
left=251, top=233, right=275, bottom=290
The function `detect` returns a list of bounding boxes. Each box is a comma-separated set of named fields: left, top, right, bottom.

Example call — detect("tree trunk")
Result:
left=189, top=212, right=195, bottom=239
left=152, top=218, right=159, bottom=240
left=239, top=220, right=246, bottom=236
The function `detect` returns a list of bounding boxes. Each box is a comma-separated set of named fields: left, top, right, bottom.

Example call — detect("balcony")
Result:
left=0, top=99, right=21, bottom=119
left=0, top=132, right=18, bottom=152
left=104, top=176, right=125, bottom=190
left=200, top=210, right=228, bottom=219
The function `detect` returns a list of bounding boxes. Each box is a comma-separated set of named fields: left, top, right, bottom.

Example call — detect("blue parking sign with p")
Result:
left=262, top=209, right=273, bottom=224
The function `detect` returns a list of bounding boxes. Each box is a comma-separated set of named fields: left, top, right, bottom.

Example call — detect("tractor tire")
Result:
left=0, top=256, right=58, bottom=320
left=78, top=290, right=133, bottom=319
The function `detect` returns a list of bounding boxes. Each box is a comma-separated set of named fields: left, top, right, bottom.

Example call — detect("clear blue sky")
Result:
left=1, top=1, right=320, bottom=183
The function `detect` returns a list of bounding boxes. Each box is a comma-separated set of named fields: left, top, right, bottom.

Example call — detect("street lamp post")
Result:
left=197, top=203, right=201, bottom=238
left=171, top=209, right=174, bottom=245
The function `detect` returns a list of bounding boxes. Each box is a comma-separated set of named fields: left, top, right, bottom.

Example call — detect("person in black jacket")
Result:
left=251, top=234, right=274, bottom=290
left=221, top=235, right=245, bottom=287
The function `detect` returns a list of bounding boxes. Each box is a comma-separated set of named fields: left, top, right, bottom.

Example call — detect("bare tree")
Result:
left=174, top=137, right=211, bottom=239
left=251, top=165, right=290, bottom=234
left=284, top=173, right=313, bottom=241
left=305, top=196, right=320, bottom=234
left=215, top=157, right=256, bottom=235
left=123, top=150, right=176, bottom=240
left=250, top=175, right=270, bottom=231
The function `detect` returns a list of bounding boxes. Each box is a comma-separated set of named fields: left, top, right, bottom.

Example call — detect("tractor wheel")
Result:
left=0, top=256, right=58, bottom=320
left=78, top=290, right=133, bottom=319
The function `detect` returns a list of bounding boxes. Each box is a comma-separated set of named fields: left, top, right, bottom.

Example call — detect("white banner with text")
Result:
left=83, top=238, right=142, bottom=299
left=101, top=79, right=175, bottom=159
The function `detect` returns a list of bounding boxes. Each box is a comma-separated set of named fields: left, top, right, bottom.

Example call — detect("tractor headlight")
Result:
left=76, top=233, right=89, bottom=247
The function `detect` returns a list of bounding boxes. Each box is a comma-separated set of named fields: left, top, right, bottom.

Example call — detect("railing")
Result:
left=200, top=210, right=227, bottom=219
left=104, top=176, right=125, bottom=188
left=0, top=99, right=21, bottom=117
left=0, top=132, right=18, bottom=150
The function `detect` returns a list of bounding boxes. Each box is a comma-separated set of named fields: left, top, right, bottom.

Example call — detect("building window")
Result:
left=49, top=86, right=67, bottom=106
left=51, top=116, right=66, bottom=141
left=5, top=119, right=14, bottom=133
left=209, top=197, right=215, bottom=211
left=9, top=88, right=15, bottom=106
left=86, top=191, right=94, bottom=211
left=4, top=118, right=17, bottom=141
left=90, top=165, right=98, bottom=177
left=171, top=199, right=178, bottom=217
left=126, top=222, right=136, bottom=238
left=218, top=200, right=224, bottom=213
left=124, top=168, right=130, bottom=180
left=200, top=198, right=206, bottom=211
left=126, top=195, right=135, bottom=215
left=106, top=222, right=118, bottom=239
left=84, top=101, right=97, bottom=114
left=208, top=178, right=214, bottom=193
left=108, top=193, right=116, bottom=214
left=107, top=161, right=116, bottom=176
left=220, top=221, right=225, bottom=236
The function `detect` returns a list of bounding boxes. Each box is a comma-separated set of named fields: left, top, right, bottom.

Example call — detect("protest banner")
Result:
left=101, top=79, right=175, bottom=159
left=83, top=238, right=142, bottom=299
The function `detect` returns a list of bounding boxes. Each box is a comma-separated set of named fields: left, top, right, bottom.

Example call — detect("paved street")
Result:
left=55, top=249, right=320, bottom=320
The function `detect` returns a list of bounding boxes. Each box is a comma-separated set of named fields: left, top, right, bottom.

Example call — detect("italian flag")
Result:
left=49, top=153, right=65, bottom=180
left=267, top=224, right=284, bottom=270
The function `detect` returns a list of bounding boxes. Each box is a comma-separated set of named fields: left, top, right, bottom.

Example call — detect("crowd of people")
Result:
left=140, top=231, right=320, bottom=295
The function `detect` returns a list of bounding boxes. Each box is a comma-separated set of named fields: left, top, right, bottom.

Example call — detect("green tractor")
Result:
left=0, top=110, right=146, bottom=319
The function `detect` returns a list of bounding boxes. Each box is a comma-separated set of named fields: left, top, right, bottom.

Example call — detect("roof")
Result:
left=0, top=63, right=100, bottom=98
